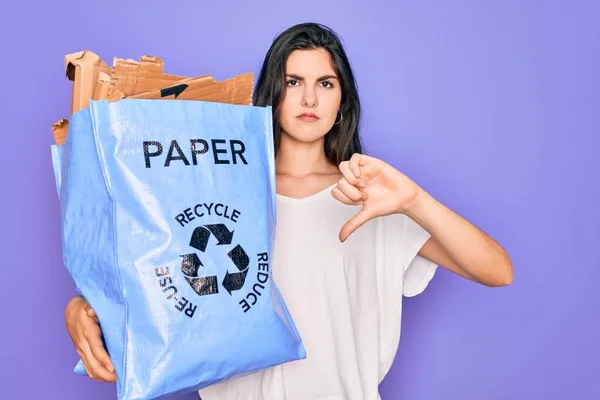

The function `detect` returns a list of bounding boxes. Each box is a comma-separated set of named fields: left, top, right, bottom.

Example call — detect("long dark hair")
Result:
left=253, top=22, right=364, bottom=165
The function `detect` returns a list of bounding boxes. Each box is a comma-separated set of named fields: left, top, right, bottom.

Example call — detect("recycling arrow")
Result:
left=222, top=244, right=250, bottom=295
left=189, top=224, right=234, bottom=252
left=180, top=253, right=218, bottom=296
left=206, top=224, right=234, bottom=245
left=181, top=223, right=248, bottom=297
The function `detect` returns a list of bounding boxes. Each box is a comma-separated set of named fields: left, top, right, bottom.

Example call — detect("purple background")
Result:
left=2, top=0, right=598, bottom=399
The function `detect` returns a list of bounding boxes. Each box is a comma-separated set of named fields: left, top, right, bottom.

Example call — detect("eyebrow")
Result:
left=286, top=74, right=339, bottom=81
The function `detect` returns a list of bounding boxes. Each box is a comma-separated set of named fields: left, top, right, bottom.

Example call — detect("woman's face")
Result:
left=279, top=48, right=342, bottom=144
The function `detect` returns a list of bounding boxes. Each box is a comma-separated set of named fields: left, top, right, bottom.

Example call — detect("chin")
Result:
left=286, top=129, right=328, bottom=144
left=282, top=122, right=331, bottom=144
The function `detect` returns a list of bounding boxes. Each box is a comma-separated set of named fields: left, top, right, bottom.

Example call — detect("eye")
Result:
left=320, top=80, right=334, bottom=89
left=286, top=79, right=300, bottom=86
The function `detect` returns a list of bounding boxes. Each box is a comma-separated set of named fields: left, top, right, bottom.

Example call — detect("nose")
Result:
left=301, top=86, right=317, bottom=108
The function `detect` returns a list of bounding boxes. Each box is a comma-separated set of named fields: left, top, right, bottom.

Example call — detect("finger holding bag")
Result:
left=65, top=296, right=116, bottom=383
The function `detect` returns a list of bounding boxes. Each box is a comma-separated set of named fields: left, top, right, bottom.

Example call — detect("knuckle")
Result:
left=89, top=368, right=102, bottom=380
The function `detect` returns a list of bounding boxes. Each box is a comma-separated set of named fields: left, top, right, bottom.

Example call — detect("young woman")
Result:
left=65, top=22, right=513, bottom=399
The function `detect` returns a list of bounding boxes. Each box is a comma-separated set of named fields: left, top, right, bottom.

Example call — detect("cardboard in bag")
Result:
left=53, top=50, right=255, bottom=146
left=111, top=55, right=191, bottom=96
left=65, top=50, right=112, bottom=115
left=92, top=71, right=111, bottom=101
left=127, top=73, right=254, bottom=105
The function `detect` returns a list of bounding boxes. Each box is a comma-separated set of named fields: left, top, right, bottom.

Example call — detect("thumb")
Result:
left=339, top=208, right=373, bottom=243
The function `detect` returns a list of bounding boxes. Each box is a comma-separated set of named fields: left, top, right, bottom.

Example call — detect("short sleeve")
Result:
left=395, top=214, right=438, bottom=297
left=375, top=213, right=439, bottom=374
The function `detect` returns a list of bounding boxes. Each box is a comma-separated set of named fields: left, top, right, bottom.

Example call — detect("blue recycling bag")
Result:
left=50, top=99, right=306, bottom=400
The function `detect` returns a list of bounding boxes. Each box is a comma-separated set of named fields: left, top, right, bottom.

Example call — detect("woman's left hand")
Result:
left=332, top=153, right=423, bottom=242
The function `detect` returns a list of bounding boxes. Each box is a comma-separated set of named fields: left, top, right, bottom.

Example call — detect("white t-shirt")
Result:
left=198, top=183, right=438, bottom=400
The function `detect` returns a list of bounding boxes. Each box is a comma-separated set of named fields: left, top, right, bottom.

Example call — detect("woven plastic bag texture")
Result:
left=50, top=99, right=306, bottom=400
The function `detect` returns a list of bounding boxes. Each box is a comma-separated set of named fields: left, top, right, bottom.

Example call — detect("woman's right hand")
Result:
left=65, top=296, right=116, bottom=382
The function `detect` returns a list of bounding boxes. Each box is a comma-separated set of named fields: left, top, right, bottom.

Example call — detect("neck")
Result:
left=275, top=133, right=336, bottom=177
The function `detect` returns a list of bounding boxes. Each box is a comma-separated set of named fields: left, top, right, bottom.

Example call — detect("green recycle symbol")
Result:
left=180, top=224, right=249, bottom=296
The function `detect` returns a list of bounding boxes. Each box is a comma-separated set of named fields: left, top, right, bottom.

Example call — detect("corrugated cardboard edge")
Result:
left=139, top=55, right=164, bottom=74
left=65, top=50, right=111, bottom=114
left=92, top=71, right=112, bottom=101
left=107, top=85, right=126, bottom=102
left=111, top=56, right=140, bottom=96
left=111, top=55, right=190, bottom=96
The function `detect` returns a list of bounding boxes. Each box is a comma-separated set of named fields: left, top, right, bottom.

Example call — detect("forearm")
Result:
left=404, top=188, right=513, bottom=286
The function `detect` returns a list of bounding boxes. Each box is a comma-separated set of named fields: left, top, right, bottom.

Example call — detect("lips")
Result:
left=297, top=113, right=319, bottom=122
